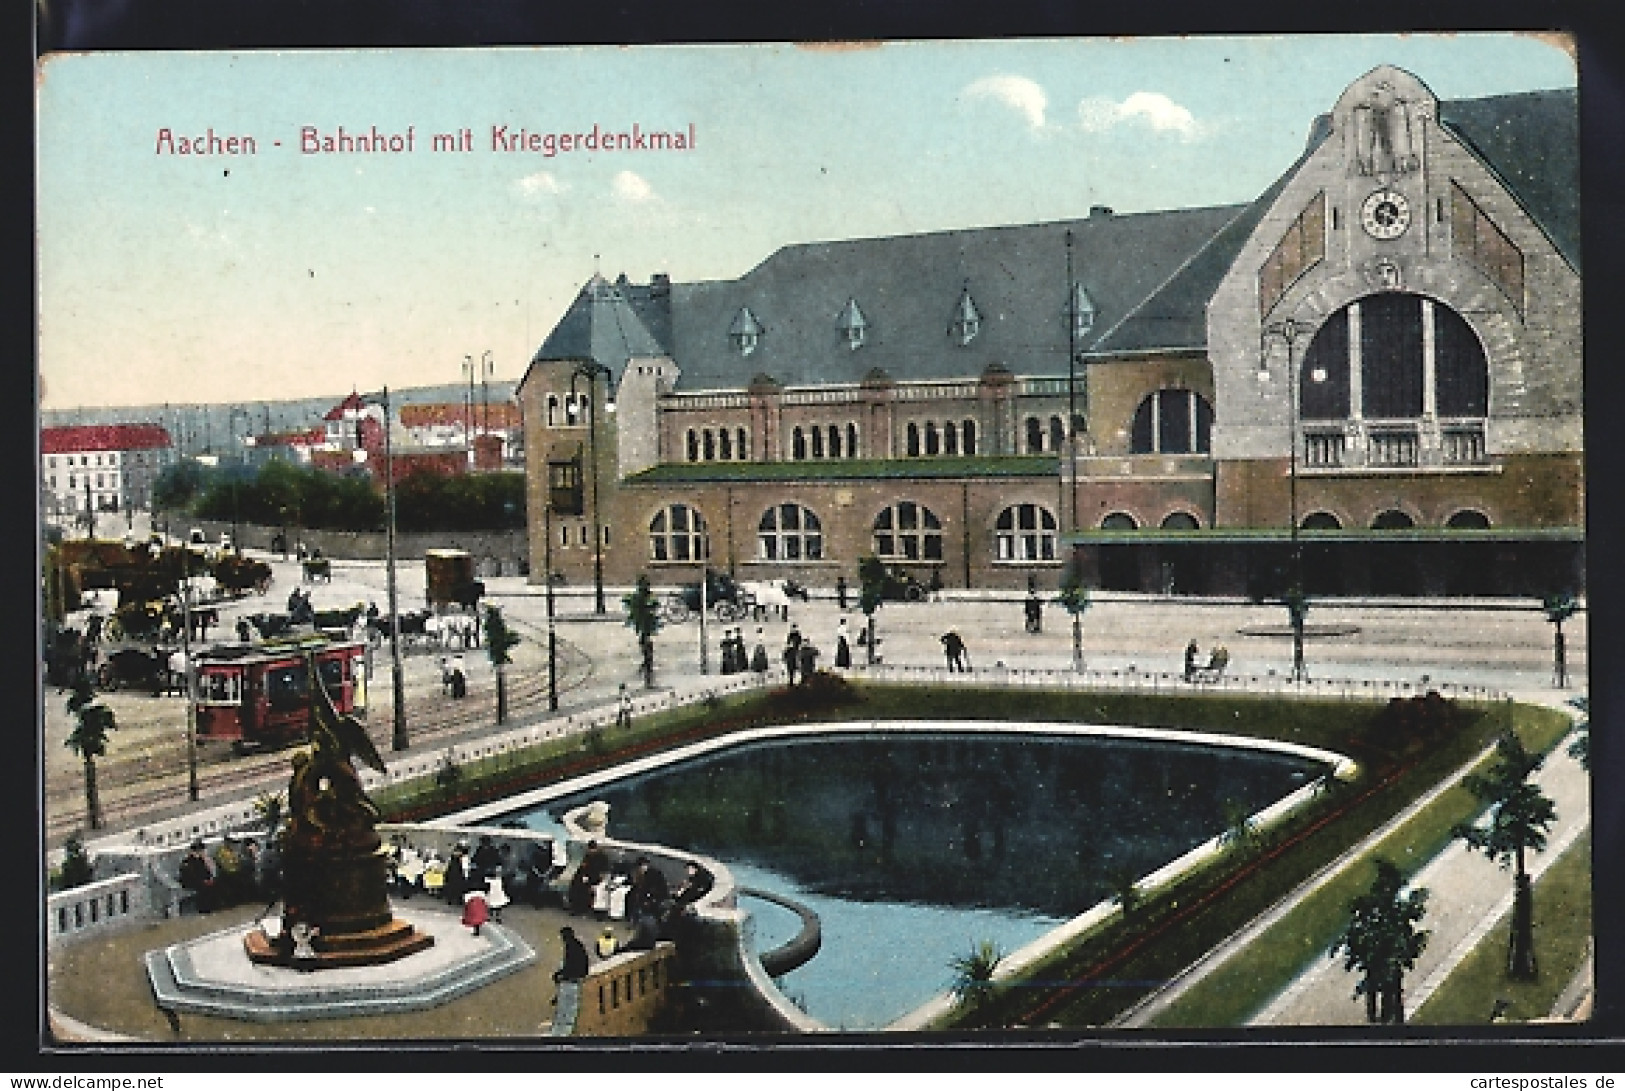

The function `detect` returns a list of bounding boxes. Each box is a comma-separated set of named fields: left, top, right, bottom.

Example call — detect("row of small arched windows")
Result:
left=685, top=427, right=751, bottom=462
left=790, top=424, right=861, bottom=460
left=905, top=419, right=978, bottom=457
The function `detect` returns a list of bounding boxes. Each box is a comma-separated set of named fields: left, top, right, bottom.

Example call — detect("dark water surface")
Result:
left=497, top=730, right=1324, bottom=1027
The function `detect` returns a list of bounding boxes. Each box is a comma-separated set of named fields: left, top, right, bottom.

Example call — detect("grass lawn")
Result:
left=1411, top=829, right=1593, bottom=1026
left=1142, top=701, right=1574, bottom=1029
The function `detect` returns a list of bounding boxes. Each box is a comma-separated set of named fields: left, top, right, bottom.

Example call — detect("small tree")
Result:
left=1283, top=586, right=1309, bottom=682
left=1108, top=866, right=1143, bottom=920
left=623, top=575, right=662, bottom=689
left=65, top=676, right=116, bottom=830
left=857, top=556, right=887, bottom=667
left=948, top=939, right=1003, bottom=1012
left=1566, top=695, right=1589, bottom=771
left=1543, top=592, right=1577, bottom=688
left=1330, top=858, right=1430, bottom=1024
left=1218, top=798, right=1261, bottom=857
left=56, top=832, right=96, bottom=891
left=1452, top=733, right=1557, bottom=980
left=1056, top=564, right=1092, bottom=673
left=254, top=791, right=285, bottom=844
left=484, top=604, right=522, bottom=724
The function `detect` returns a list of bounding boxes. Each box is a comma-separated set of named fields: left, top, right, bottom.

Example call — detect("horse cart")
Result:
left=212, top=553, right=273, bottom=597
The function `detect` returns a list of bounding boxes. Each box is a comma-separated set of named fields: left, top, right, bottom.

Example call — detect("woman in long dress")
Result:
left=835, top=617, right=852, bottom=669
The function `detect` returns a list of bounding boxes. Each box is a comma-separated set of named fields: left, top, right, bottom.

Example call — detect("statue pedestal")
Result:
left=244, top=915, right=434, bottom=969
left=247, top=835, right=435, bottom=969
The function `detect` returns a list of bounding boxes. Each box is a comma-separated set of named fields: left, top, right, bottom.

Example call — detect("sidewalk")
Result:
left=1250, top=727, right=1589, bottom=1025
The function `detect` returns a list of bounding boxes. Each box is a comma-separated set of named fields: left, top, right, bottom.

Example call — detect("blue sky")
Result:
left=36, top=34, right=1576, bottom=410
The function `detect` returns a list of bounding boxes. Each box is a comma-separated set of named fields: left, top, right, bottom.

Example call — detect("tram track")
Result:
left=45, top=621, right=596, bottom=840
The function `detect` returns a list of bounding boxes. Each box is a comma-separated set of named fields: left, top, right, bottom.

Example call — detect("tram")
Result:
left=192, top=636, right=368, bottom=752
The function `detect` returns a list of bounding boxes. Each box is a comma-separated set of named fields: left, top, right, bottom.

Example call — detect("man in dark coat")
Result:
left=178, top=841, right=215, bottom=913
left=626, top=857, right=670, bottom=923
left=553, top=925, right=591, bottom=1015
left=444, top=843, right=472, bottom=906
left=782, top=627, right=802, bottom=685
left=568, top=840, right=612, bottom=916
left=471, top=835, right=502, bottom=883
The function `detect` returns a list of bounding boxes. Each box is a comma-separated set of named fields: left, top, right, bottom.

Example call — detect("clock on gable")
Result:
left=1360, top=189, right=1412, bottom=240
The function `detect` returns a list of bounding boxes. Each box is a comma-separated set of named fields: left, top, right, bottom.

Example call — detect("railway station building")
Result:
left=515, top=66, right=1582, bottom=599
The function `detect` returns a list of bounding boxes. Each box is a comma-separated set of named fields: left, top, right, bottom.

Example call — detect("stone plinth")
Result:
left=243, top=915, right=434, bottom=969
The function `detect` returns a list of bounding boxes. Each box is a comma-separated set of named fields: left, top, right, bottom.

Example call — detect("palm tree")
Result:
left=1543, top=592, right=1577, bottom=688
left=253, top=791, right=285, bottom=842
left=1056, top=566, right=1092, bottom=673
left=1330, top=858, right=1430, bottom=1024
left=64, top=676, right=116, bottom=830
left=857, top=556, right=887, bottom=667
left=623, top=575, right=662, bottom=689
left=1452, top=733, right=1557, bottom=980
left=1566, top=696, right=1589, bottom=771
left=483, top=604, right=522, bottom=723
left=1218, top=798, right=1261, bottom=857
left=948, top=939, right=1003, bottom=1011
left=1108, top=865, right=1143, bottom=920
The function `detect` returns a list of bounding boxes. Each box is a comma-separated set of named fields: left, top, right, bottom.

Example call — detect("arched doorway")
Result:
left=1299, top=512, right=1344, bottom=597
left=1157, top=512, right=1204, bottom=595
left=1444, top=509, right=1493, bottom=596
left=1370, top=509, right=1419, bottom=596
left=1099, top=513, right=1140, bottom=592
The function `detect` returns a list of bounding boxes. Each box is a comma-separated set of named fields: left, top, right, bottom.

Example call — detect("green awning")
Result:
left=1061, top=526, right=1585, bottom=545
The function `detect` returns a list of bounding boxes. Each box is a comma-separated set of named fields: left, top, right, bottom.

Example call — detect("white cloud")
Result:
left=515, top=171, right=565, bottom=197
left=1077, top=91, right=1202, bottom=139
left=963, top=74, right=1048, bottom=129
left=611, top=170, right=656, bottom=202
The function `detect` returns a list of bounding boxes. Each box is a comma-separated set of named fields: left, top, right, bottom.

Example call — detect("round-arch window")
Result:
left=1101, top=512, right=1138, bottom=530
left=758, top=504, right=824, bottom=562
left=1446, top=510, right=1491, bottom=529
left=1130, top=390, right=1213, bottom=454
left=1161, top=512, right=1200, bottom=530
left=995, top=504, right=1058, bottom=561
left=1300, top=512, right=1342, bottom=530
left=873, top=501, right=943, bottom=561
left=649, top=504, right=709, bottom=562
left=1371, top=510, right=1415, bottom=531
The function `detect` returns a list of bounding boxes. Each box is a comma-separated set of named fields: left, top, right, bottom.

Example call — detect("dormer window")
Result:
left=951, top=285, right=982, bottom=345
left=837, top=298, right=868, bottom=350
left=1068, top=281, right=1097, bottom=342
left=730, top=306, right=764, bottom=357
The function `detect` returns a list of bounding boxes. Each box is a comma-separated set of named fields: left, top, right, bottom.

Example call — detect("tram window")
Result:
left=318, top=658, right=345, bottom=689
left=267, top=664, right=309, bottom=709
left=204, top=672, right=241, bottom=704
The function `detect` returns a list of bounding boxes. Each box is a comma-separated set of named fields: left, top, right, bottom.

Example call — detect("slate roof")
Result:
left=1438, top=88, right=1580, bottom=270
left=528, top=87, right=1575, bottom=392
left=664, top=206, right=1244, bottom=392
left=42, top=424, right=172, bottom=453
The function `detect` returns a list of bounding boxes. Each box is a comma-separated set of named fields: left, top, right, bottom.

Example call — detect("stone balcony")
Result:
left=1300, top=418, right=1490, bottom=471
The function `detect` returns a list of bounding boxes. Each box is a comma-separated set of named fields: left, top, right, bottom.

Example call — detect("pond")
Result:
left=495, top=730, right=1325, bottom=1029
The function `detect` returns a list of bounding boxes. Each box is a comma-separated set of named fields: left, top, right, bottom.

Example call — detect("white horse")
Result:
left=739, top=579, right=806, bottom=621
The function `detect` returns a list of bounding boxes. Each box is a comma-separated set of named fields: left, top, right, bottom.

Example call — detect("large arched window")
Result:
left=873, top=501, right=943, bottom=561
left=649, top=504, right=709, bottom=562
left=1130, top=390, right=1213, bottom=454
left=995, top=503, right=1058, bottom=561
left=1300, top=293, right=1489, bottom=421
left=758, top=504, right=824, bottom=561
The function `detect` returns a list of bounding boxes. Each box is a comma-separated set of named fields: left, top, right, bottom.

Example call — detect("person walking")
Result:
left=1024, top=593, right=1043, bottom=634
left=751, top=628, right=770, bottom=675
left=835, top=618, right=852, bottom=669
left=1184, top=639, right=1200, bottom=683
left=783, top=626, right=802, bottom=685
left=553, top=926, right=591, bottom=1015
left=941, top=632, right=969, bottom=672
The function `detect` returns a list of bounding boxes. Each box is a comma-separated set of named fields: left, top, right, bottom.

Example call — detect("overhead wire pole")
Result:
left=544, top=483, right=558, bottom=711
left=382, top=387, right=409, bottom=750
left=1066, top=230, right=1080, bottom=532
left=572, top=361, right=611, bottom=614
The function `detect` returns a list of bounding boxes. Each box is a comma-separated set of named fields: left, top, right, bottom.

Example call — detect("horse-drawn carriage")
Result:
left=211, top=553, right=273, bottom=597
left=661, top=569, right=752, bottom=624
left=302, top=557, right=332, bottom=583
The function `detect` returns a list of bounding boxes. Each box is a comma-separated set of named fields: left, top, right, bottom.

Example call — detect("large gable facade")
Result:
left=517, top=67, right=1581, bottom=600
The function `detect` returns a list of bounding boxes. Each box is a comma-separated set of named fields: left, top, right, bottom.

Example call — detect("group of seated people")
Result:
left=566, top=841, right=715, bottom=949
left=177, top=835, right=275, bottom=913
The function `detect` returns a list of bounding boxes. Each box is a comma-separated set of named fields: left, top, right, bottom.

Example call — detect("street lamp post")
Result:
left=481, top=350, right=494, bottom=442
left=542, top=481, right=559, bottom=712
left=227, top=407, right=247, bottom=554
left=180, top=553, right=198, bottom=801
left=571, top=361, right=612, bottom=614
left=1260, top=317, right=1307, bottom=683
left=380, top=387, right=409, bottom=750
left=462, top=354, right=478, bottom=469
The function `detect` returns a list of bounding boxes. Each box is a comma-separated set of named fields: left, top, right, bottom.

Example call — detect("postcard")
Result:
left=36, top=33, right=1595, bottom=1053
